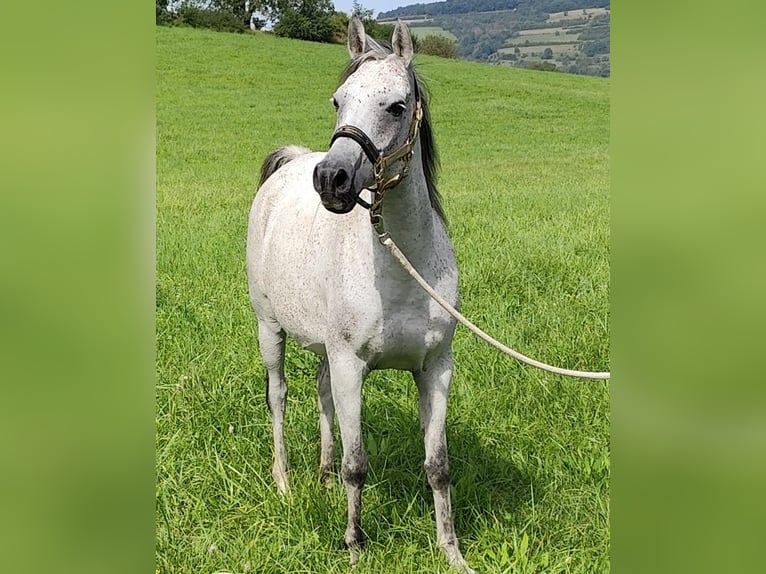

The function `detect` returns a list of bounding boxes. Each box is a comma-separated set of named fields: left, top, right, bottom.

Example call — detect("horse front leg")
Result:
left=316, top=359, right=335, bottom=488
left=258, top=318, right=290, bottom=494
left=328, top=354, right=369, bottom=565
left=414, top=351, right=474, bottom=574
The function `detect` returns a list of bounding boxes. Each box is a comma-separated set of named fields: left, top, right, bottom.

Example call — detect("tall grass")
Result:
left=157, top=26, right=609, bottom=573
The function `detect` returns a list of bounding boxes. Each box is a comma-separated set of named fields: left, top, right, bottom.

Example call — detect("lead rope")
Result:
left=343, top=89, right=609, bottom=380
left=377, top=230, right=611, bottom=380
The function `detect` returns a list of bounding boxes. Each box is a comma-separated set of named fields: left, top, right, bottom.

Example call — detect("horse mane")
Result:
left=259, top=145, right=312, bottom=188
left=339, top=38, right=447, bottom=226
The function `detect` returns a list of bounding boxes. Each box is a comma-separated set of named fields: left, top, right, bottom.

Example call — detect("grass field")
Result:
left=547, top=7, right=609, bottom=23
left=502, top=29, right=581, bottom=65
left=507, top=32, right=578, bottom=46
left=499, top=44, right=579, bottom=58
left=517, top=27, right=568, bottom=37
left=157, top=25, right=609, bottom=574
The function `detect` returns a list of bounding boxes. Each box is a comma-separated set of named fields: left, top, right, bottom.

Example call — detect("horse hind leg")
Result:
left=316, top=359, right=335, bottom=488
left=414, top=352, right=475, bottom=574
left=258, top=318, right=290, bottom=494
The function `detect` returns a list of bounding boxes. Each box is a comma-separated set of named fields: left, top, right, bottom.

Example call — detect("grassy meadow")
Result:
left=156, top=25, right=609, bottom=574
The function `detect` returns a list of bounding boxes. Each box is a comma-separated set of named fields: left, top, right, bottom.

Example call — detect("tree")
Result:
left=351, top=0, right=373, bottom=21
left=418, top=34, right=458, bottom=59
left=156, top=0, right=171, bottom=24
left=210, top=1, right=250, bottom=25
left=176, top=4, right=246, bottom=32
left=542, top=47, right=553, bottom=59
left=271, top=0, right=335, bottom=43
left=346, top=2, right=393, bottom=43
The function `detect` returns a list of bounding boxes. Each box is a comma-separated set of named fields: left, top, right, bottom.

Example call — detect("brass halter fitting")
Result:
left=367, top=100, right=423, bottom=241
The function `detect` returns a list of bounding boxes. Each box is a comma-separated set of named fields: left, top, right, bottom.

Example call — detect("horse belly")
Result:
left=258, top=240, right=329, bottom=352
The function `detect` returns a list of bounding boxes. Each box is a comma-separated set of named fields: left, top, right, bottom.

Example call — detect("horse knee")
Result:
left=424, top=446, right=450, bottom=491
left=341, top=448, right=368, bottom=487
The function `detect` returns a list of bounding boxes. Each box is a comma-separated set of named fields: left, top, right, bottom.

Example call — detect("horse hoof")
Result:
left=442, top=543, right=474, bottom=574
left=344, top=526, right=365, bottom=566
left=319, top=466, right=334, bottom=489
left=275, top=480, right=289, bottom=495
left=348, top=547, right=361, bottom=567
left=272, top=465, right=290, bottom=494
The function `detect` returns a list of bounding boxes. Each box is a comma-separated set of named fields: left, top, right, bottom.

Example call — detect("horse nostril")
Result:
left=334, top=168, right=349, bottom=192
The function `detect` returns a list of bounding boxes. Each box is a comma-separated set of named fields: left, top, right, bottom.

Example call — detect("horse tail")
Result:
left=259, top=145, right=312, bottom=188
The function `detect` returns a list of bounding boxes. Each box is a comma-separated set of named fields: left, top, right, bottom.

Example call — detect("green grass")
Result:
left=157, top=26, right=609, bottom=573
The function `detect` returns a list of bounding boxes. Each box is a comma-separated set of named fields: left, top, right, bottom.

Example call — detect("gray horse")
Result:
left=246, top=17, right=473, bottom=573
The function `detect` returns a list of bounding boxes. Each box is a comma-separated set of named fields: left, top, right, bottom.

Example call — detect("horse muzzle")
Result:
left=313, top=159, right=358, bottom=214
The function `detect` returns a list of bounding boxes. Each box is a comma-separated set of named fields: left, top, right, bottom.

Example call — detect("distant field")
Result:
left=548, top=7, right=609, bottom=22
left=499, top=43, right=579, bottom=56
left=379, top=15, right=434, bottom=25
left=517, top=27, right=567, bottom=36
left=409, top=26, right=457, bottom=41
left=506, top=30, right=580, bottom=46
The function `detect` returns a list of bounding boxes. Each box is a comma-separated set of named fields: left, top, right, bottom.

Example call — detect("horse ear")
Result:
left=392, top=20, right=414, bottom=65
left=347, top=16, right=366, bottom=59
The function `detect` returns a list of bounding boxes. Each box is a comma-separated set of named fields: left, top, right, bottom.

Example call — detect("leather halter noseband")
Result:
left=328, top=78, right=423, bottom=238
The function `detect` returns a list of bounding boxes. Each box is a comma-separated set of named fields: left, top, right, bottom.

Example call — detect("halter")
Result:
left=328, top=79, right=423, bottom=240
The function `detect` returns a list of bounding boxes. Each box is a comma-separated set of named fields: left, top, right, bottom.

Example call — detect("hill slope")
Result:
left=156, top=26, right=609, bottom=574
left=379, top=0, right=610, bottom=76
left=379, top=0, right=609, bottom=19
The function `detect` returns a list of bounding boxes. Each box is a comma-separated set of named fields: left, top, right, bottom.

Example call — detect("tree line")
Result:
left=378, top=0, right=519, bottom=20
left=156, top=1, right=390, bottom=43
left=379, top=0, right=609, bottom=20
left=157, top=2, right=469, bottom=59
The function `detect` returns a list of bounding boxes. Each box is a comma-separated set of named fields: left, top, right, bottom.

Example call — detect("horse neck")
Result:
left=379, top=142, right=435, bottom=261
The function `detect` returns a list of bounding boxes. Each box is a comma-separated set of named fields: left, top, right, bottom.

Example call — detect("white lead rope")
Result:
left=382, top=236, right=611, bottom=380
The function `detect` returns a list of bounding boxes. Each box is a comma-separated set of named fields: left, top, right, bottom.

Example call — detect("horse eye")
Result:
left=332, top=97, right=339, bottom=110
left=387, top=102, right=406, bottom=118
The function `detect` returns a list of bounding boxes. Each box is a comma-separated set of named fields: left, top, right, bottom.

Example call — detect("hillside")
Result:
left=379, top=0, right=610, bottom=77
left=156, top=25, right=609, bottom=574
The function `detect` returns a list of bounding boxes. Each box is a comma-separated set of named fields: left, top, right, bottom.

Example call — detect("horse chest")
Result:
left=340, top=266, right=456, bottom=370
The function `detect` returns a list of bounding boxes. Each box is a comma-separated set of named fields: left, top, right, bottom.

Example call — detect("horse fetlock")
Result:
left=345, top=521, right=365, bottom=568
left=344, top=524, right=366, bottom=552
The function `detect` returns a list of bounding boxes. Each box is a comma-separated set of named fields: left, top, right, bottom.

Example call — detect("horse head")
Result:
left=313, top=17, right=419, bottom=214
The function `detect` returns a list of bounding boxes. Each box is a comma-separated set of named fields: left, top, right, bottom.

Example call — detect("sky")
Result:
left=332, top=0, right=417, bottom=18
